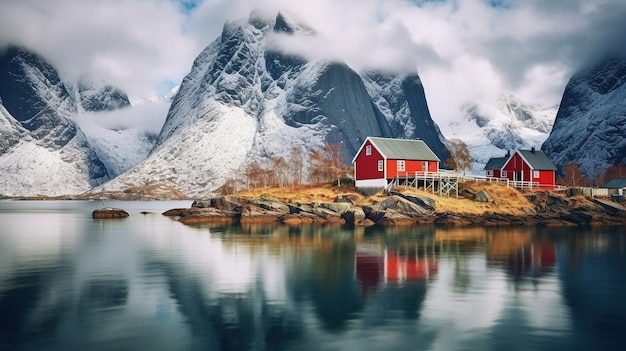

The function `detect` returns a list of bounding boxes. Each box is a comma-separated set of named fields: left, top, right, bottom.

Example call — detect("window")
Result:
left=501, top=171, right=507, bottom=178
left=397, top=160, right=405, bottom=171
left=365, top=145, right=371, bottom=156
left=533, top=170, right=540, bottom=178
left=487, top=170, right=493, bottom=177
left=422, top=161, right=428, bottom=171
left=378, top=160, right=383, bottom=171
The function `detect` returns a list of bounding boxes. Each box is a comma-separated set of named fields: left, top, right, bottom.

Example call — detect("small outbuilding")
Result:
left=485, top=148, right=557, bottom=189
left=484, top=154, right=508, bottom=178
left=352, top=137, right=440, bottom=188
left=601, top=178, right=626, bottom=196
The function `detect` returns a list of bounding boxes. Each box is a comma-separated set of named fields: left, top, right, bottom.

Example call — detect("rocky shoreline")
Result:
left=162, top=190, right=626, bottom=227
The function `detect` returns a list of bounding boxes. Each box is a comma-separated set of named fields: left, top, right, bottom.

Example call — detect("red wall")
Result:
left=355, top=140, right=440, bottom=180
left=355, top=140, right=384, bottom=180
left=387, top=159, right=439, bottom=179
left=503, top=153, right=531, bottom=181
left=537, top=170, right=555, bottom=189
left=486, top=169, right=502, bottom=178
left=502, top=152, right=555, bottom=188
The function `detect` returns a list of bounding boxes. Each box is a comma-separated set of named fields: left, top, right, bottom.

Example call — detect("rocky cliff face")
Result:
left=105, top=12, right=448, bottom=196
left=0, top=46, right=109, bottom=196
left=77, top=75, right=131, bottom=112
left=542, top=56, right=626, bottom=177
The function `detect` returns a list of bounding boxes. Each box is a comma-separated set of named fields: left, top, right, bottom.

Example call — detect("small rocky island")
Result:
left=162, top=183, right=626, bottom=227
left=92, top=207, right=130, bottom=219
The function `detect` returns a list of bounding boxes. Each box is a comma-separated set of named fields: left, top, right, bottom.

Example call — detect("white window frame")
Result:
left=365, top=145, right=372, bottom=156
left=377, top=160, right=384, bottom=172
left=487, top=170, right=493, bottom=177
left=501, top=170, right=507, bottom=178
left=533, top=170, right=540, bottom=179
left=397, top=160, right=405, bottom=172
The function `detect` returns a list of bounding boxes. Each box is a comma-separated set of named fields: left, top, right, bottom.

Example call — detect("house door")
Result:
left=515, top=171, right=523, bottom=182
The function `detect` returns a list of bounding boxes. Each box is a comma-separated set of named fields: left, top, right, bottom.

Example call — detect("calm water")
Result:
left=1, top=201, right=625, bottom=351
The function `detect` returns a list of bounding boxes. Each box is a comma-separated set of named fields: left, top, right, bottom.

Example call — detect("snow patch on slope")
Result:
left=99, top=103, right=257, bottom=195
left=0, top=138, right=95, bottom=196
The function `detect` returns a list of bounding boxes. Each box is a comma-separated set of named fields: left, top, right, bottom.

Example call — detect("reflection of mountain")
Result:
left=559, top=233, right=626, bottom=350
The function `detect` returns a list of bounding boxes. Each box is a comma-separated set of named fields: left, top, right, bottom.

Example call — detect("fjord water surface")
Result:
left=0, top=201, right=625, bottom=350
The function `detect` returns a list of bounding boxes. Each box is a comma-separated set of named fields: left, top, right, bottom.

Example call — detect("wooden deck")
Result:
left=387, top=171, right=511, bottom=197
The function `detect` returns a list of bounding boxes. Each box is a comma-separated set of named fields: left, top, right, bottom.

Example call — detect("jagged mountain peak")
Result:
left=77, top=74, right=131, bottom=112
left=104, top=11, right=447, bottom=196
left=273, top=11, right=316, bottom=35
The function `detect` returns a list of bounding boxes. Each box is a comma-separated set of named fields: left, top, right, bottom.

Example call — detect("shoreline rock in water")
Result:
left=92, top=207, right=130, bottom=219
left=162, top=190, right=626, bottom=227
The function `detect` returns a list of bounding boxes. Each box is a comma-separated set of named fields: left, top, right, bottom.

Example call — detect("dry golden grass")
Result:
left=230, top=181, right=537, bottom=216
left=389, top=181, right=534, bottom=215
left=234, top=184, right=363, bottom=203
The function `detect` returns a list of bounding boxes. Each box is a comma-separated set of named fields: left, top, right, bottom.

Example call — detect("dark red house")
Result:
left=484, top=154, right=508, bottom=178
left=352, top=137, right=440, bottom=188
left=485, top=148, right=556, bottom=189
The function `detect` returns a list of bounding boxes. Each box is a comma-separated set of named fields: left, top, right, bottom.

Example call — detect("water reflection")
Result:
left=0, top=202, right=625, bottom=350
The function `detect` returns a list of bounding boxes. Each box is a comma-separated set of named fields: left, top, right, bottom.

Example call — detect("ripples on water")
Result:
left=0, top=201, right=625, bottom=351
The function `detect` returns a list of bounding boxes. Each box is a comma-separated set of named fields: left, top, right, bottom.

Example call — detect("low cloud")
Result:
left=2, top=0, right=625, bottom=130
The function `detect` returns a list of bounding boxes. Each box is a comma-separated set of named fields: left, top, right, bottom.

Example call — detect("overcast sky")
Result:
left=1, top=0, right=625, bottom=125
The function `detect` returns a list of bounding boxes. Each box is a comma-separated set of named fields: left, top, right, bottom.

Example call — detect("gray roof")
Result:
left=601, top=178, right=626, bottom=189
left=367, top=137, right=440, bottom=161
left=484, top=156, right=508, bottom=170
left=517, top=149, right=557, bottom=170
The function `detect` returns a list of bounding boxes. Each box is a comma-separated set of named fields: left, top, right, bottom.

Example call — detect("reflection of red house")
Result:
left=485, top=148, right=557, bottom=189
left=352, top=137, right=440, bottom=188
left=502, top=243, right=557, bottom=279
left=385, top=253, right=438, bottom=284
left=355, top=248, right=438, bottom=296
left=355, top=250, right=384, bottom=298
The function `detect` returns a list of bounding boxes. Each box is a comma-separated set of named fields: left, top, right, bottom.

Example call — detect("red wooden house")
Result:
left=484, top=153, right=509, bottom=178
left=352, top=137, right=440, bottom=188
left=485, top=148, right=556, bottom=189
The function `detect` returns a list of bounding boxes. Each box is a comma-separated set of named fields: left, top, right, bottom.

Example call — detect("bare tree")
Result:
left=244, top=162, right=270, bottom=189
left=269, top=156, right=289, bottom=188
left=307, top=143, right=351, bottom=185
left=220, top=178, right=238, bottom=195
left=563, top=162, right=589, bottom=187
left=290, top=146, right=304, bottom=186
left=446, top=139, right=473, bottom=174
left=603, top=164, right=626, bottom=184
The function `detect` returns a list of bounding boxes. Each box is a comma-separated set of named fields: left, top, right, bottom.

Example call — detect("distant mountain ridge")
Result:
left=542, top=56, right=626, bottom=177
left=444, top=95, right=557, bottom=173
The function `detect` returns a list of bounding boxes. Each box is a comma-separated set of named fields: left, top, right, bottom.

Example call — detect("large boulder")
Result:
left=363, top=206, right=416, bottom=226
left=240, top=204, right=282, bottom=223
left=247, top=198, right=290, bottom=214
left=171, top=207, right=238, bottom=224
left=379, top=195, right=431, bottom=216
left=92, top=207, right=129, bottom=219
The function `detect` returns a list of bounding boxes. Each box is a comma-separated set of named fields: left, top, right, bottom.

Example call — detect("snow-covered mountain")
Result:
left=542, top=56, right=626, bottom=177
left=0, top=46, right=157, bottom=196
left=443, top=95, right=557, bottom=173
left=103, top=12, right=448, bottom=196
left=76, top=75, right=131, bottom=112
left=0, top=46, right=109, bottom=196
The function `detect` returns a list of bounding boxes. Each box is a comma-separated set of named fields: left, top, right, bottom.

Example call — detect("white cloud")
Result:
left=0, top=0, right=200, bottom=98
left=2, top=0, right=625, bottom=129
